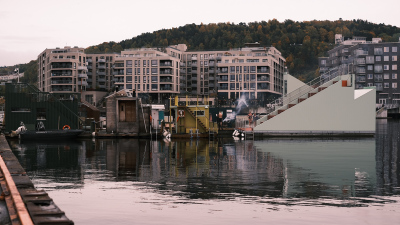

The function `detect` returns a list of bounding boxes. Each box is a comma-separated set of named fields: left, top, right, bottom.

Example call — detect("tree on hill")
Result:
left=85, top=19, right=400, bottom=82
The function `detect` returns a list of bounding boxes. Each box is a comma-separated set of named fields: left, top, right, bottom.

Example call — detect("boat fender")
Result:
left=63, top=125, right=71, bottom=130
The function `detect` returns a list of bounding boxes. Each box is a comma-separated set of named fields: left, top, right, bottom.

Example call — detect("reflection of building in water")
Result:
left=375, top=120, right=400, bottom=195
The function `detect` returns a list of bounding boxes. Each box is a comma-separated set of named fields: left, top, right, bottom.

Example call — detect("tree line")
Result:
left=4, top=19, right=400, bottom=87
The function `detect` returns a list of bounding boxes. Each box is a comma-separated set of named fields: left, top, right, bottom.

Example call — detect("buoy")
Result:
left=63, top=125, right=70, bottom=130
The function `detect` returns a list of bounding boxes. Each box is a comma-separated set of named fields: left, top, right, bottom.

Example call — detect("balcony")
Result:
left=160, top=85, right=172, bottom=91
left=159, top=69, right=172, bottom=75
left=87, top=59, right=92, bottom=63
left=257, top=69, right=269, bottom=73
left=78, top=73, right=88, bottom=79
left=160, top=62, right=173, bottom=67
left=355, top=50, right=369, bottom=56
left=99, top=84, right=106, bottom=89
left=160, top=78, right=173, bottom=83
left=209, top=76, right=215, bottom=81
left=51, top=80, right=73, bottom=84
left=191, top=70, right=198, bottom=74
left=355, top=59, right=366, bottom=65
left=180, top=69, right=186, bottom=74
left=97, top=72, right=106, bottom=76
left=51, top=87, right=72, bottom=92
left=209, top=69, right=215, bottom=74
left=98, top=59, right=106, bottom=63
left=51, top=73, right=72, bottom=77
left=209, top=62, right=215, bottom=67
left=78, top=66, right=87, bottom=70
left=180, top=62, right=186, bottom=67
left=79, top=81, right=88, bottom=86
left=257, top=75, right=269, bottom=82
left=191, top=77, right=197, bottom=81
left=87, top=65, right=92, bottom=69
left=98, top=78, right=106, bottom=82
left=191, top=56, right=197, bottom=60
left=97, top=65, right=106, bottom=69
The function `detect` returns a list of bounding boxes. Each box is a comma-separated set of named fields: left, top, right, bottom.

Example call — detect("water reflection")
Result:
left=7, top=121, right=400, bottom=207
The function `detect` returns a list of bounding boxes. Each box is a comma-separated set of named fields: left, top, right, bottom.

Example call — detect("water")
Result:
left=8, top=119, right=400, bottom=224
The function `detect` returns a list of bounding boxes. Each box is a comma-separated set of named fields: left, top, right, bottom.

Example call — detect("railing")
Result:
left=257, top=65, right=346, bottom=125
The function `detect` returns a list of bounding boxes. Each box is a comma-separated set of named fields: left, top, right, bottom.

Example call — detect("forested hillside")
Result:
left=86, top=19, right=400, bottom=81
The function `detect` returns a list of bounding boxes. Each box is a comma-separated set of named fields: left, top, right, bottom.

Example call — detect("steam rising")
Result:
left=223, top=95, right=249, bottom=122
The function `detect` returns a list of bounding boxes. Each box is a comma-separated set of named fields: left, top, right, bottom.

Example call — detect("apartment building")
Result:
left=86, top=54, right=116, bottom=91
left=319, top=34, right=400, bottom=105
left=39, top=43, right=285, bottom=106
left=168, top=43, right=285, bottom=105
left=38, top=46, right=88, bottom=93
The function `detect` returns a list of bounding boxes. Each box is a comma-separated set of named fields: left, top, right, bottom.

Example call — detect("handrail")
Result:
left=257, top=64, right=351, bottom=125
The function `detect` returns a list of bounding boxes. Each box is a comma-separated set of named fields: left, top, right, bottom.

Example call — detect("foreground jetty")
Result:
left=0, top=135, right=73, bottom=224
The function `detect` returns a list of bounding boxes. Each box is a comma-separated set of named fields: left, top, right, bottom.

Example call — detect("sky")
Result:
left=1, top=0, right=399, bottom=66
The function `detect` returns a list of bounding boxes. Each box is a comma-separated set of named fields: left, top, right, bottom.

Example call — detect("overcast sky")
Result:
left=1, top=0, right=399, bottom=66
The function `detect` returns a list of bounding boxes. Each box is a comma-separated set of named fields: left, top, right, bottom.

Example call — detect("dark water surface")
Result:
left=8, top=120, right=400, bottom=224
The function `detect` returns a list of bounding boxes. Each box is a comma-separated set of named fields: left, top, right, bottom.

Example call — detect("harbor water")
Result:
left=7, top=119, right=400, bottom=224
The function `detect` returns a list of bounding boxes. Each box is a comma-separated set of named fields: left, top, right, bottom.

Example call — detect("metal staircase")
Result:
left=185, top=106, right=207, bottom=132
left=257, top=67, right=346, bottom=126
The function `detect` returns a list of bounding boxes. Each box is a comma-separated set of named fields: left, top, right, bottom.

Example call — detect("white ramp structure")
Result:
left=254, top=74, right=376, bottom=136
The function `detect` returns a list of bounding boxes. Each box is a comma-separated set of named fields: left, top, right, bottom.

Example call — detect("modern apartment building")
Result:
left=38, top=43, right=285, bottom=106
left=38, top=46, right=88, bottom=93
left=319, top=34, right=400, bottom=105
left=86, top=54, right=116, bottom=91
left=168, top=43, right=285, bottom=105
left=113, top=48, right=181, bottom=102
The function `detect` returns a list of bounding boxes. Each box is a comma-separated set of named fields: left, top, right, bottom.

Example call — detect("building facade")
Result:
left=38, top=46, right=88, bottom=93
left=319, top=34, right=400, bottom=105
left=38, top=43, right=285, bottom=106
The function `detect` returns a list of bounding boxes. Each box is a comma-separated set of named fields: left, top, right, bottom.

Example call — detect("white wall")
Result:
left=255, top=75, right=376, bottom=133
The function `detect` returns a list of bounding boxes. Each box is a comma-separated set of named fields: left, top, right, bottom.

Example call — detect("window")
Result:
left=127, top=76, right=132, bottom=83
left=392, top=56, right=398, bottom=61
left=230, top=66, right=235, bottom=73
left=126, top=84, right=132, bottom=89
left=250, top=66, right=256, bottom=72
left=230, top=83, right=235, bottom=90
left=376, top=56, right=381, bottom=61
left=374, top=48, right=383, bottom=55
left=126, top=60, right=132, bottom=67
left=384, top=65, right=390, bottom=70
left=392, top=73, right=398, bottom=79
left=143, top=76, right=146, bottom=83
left=126, top=68, right=132, bottom=75
left=392, top=83, right=397, bottom=88
left=393, top=65, right=398, bottom=70
left=384, top=83, right=389, bottom=88
left=151, top=68, right=157, bottom=74
left=384, top=73, right=390, bottom=79
left=230, top=75, right=235, bottom=81
left=392, top=47, right=398, bottom=52
left=384, top=47, right=390, bottom=52
left=151, top=84, right=157, bottom=90
left=367, top=74, right=373, bottom=79
left=384, top=56, right=389, bottom=61
left=151, top=76, right=158, bottom=83
left=367, top=65, right=373, bottom=70
left=366, top=56, right=374, bottom=64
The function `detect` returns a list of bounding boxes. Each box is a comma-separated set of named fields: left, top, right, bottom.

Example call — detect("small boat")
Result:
left=11, top=121, right=83, bottom=140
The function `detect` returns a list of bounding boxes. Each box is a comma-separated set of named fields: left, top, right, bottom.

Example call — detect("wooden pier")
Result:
left=0, top=134, right=73, bottom=225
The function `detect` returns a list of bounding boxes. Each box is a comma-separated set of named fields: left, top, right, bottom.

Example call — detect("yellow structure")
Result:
left=170, top=96, right=218, bottom=135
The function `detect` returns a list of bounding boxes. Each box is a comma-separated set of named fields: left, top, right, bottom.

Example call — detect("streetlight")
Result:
left=14, top=68, right=20, bottom=83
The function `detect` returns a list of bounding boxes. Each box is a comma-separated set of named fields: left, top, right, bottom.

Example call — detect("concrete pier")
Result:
left=0, top=134, right=73, bottom=224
